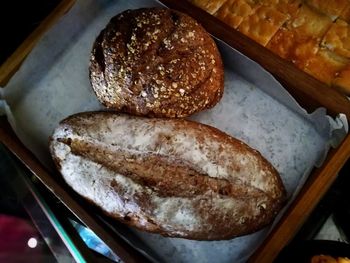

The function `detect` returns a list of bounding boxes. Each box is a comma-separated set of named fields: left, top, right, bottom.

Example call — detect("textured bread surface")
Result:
left=89, top=8, right=224, bottom=118
left=50, top=111, right=286, bottom=240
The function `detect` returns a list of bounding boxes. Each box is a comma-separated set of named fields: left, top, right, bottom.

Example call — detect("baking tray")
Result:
left=160, top=2, right=350, bottom=262
left=0, top=0, right=350, bottom=263
left=173, top=0, right=350, bottom=119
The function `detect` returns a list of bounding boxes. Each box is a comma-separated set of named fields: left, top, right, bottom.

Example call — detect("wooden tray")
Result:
left=163, top=0, right=350, bottom=120
left=1, top=1, right=350, bottom=263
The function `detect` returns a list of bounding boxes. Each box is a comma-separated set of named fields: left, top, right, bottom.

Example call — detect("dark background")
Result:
left=0, top=1, right=60, bottom=64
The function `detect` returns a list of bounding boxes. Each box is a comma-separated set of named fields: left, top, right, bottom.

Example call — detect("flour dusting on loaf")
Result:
left=50, top=112, right=286, bottom=240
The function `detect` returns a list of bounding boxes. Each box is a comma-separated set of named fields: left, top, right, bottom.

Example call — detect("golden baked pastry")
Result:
left=215, top=0, right=255, bottom=29
left=237, top=5, right=288, bottom=46
left=190, top=0, right=227, bottom=14
left=340, top=5, right=350, bottom=23
left=191, top=0, right=350, bottom=95
left=255, top=0, right=301, bottom=16
left=90, top=8, right=224, bottom=118
left=338, top=257, right=350, bottom=263
left=290, top=4, right=332, bottom=38
left=266, top=27, right=295, bottom=59
left=311, top=255, right=350, bottom=263
left=303, top=49, right=349, bottom=85
left=305, top=0, right=349, bottom=21
left=322, top=19, right=350, bottom=58
left=267, top=4, right=331, bottom=67
left=267, top=29, right=319, bottom=68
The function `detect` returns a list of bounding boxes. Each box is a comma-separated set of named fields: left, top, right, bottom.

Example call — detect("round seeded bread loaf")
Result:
left=89, top=8, right=224, bottom=117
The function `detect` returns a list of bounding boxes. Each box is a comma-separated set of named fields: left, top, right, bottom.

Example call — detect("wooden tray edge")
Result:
left=159, top=1, right=350, bottom=261
left=0, top=1, right=147, bottom=261
left=0, top=117, right=147, bottom=263
left=249, top=134, right=350, bottom=262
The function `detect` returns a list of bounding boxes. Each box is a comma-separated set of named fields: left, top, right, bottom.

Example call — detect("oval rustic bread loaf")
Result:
left=50, top=112, right=286, bottom=240
left=89, top=8, right=224, bottom=117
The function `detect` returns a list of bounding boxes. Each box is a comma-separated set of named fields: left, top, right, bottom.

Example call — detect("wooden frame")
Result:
left=160, top=0, right=350, bottom=120
left=159, top=1, right=350, bottom=262
left=0, top=0, right=349, bottom=262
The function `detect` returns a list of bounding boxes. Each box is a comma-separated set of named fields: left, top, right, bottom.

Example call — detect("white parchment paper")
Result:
left=0, top=0, right=348, bottom=262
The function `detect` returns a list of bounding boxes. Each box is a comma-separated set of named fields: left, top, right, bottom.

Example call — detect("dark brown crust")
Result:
left=89, top=8, right=224, bottom=117
left=50, top=111, right=287, bottom=240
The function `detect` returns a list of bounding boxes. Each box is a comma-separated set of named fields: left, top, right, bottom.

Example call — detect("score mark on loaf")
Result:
left=50, top=112, right=286, bottom=240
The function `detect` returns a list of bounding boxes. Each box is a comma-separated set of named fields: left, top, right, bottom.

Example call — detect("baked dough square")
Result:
left=322, top=19, right=350, bottom=58
left=238, top=5, right=288, bottom=46
left=189, top=0, right=209, bottom=10
left=333, top=65, right=350, bottom=95
left=303, top=49, right=349, bottom=85
left=266, top=5, right=330, bottom=62
left=340, top=4, right=350, bottom=23
left=215, top=0, right=255, bottom=29
left=266, top=28, right=294, bottom=59
left=190, top=0, right=228, bottom=15
left=290, top=4, right=333, bottom=38
left=267, top=28, right=319, bottom=68
left=305, top=0, right=349, bottom=21
left=256, top=0, right=301, bottom=16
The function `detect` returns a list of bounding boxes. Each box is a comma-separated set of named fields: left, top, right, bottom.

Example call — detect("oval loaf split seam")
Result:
left=50, top=111, right=286, bottom=240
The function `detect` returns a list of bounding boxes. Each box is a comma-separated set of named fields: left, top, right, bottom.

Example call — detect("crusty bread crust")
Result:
left=50, top=111, right=286, bottom=240
left=89, top=8, right=224, bottom=117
